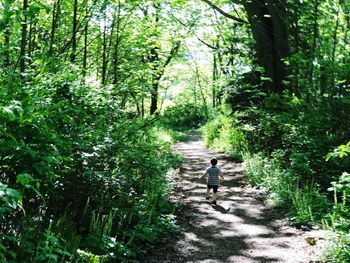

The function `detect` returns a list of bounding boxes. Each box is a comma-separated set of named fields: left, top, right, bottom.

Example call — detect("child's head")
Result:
left=210, top=157, right=218, bottom=166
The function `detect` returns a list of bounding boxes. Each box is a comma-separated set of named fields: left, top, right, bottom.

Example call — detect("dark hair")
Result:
left=210, top=157, right=218, bottom=166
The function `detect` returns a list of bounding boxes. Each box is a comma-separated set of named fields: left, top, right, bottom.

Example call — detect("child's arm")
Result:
left=219, top=169, right=225, bottom=181
left=199, top=169, right=208, bottom=180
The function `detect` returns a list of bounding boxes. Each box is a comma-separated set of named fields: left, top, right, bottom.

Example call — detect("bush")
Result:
left=0, top=79, right=182, bottom=262
left=326, top=233, right=350, bottom=262
left=203, top=116, right=222, bottom=146
left=324, top=171, right=350, bottom=262
left=225, top=92, right=350, bottom=189
left=203, top=114, right=248, bottom=161
left=243, top=151, right=328, bottom=224
left=202, top=100, right=331, bottom=225
left=161, top=103, right=209, bottom=130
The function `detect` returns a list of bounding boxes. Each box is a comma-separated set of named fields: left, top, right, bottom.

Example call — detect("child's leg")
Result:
left=206, top=184, right=211, bottom=199
left=206, top=187, right=210, bottom=197
left=213, top=186, right=218, bottom=201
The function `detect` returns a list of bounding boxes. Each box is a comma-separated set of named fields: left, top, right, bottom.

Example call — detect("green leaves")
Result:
left=1, top=101, right=23, bottom=121
left=0, top=183, right=23, bottom=218
left=328, top=172, right=350, bottom=192
left=327, top=141, right=350, bottom=160
left=16, top=173, right=34, bottom=186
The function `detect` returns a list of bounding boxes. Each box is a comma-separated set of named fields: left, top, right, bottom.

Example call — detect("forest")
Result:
left=1, top=0, right=350, bottom=262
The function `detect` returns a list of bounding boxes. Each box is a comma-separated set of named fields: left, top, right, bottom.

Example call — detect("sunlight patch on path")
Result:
left=145, top=135, right=317, bottom=263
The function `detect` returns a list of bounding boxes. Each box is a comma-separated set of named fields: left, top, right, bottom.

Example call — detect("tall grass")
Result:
left=323, top=172, right=350, bottom=261
left=243, top=151, right=327, bottom=224
left=203, top=114, right=328, bottom=225
left=203, top=114, right=248, bottom=161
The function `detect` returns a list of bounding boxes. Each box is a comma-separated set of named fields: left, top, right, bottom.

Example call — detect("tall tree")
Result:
left=243, top=0, right=290, bottom=92
left=70, top=0, right=78, bottom=62
left=2, top=0, right=12, bottom=67
left=19, top=0, right=29, bottom=74
left=49, top=0, right=60, bottom=56
left=83, top=6, right=89, bottom=77
left=201, top=0, right=291, bottom=92
left=112, top=0, right=122, bottom=86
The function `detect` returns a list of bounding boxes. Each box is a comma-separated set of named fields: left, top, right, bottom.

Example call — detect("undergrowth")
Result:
left=203, top=91, right=350, bottom=261
left=0, top=78, right=182, bottom=262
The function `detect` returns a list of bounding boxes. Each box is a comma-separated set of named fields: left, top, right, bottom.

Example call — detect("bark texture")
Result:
left=243, top=0, right=290, bottom=92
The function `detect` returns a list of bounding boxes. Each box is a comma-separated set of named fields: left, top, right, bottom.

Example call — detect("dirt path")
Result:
left=145, top=135, right=319, bottom=263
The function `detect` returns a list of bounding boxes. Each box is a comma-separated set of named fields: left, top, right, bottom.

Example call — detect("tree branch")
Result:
left=166, top=10, right=217, bottom=49
left=200, top=0, right=248, bottom=24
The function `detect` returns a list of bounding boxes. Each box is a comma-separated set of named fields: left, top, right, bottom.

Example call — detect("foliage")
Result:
left=243, top=151, right=328, bottom=225
left=153, top=126, right=191, bottom=144
left=0, top=183, right=23, bottom=218
left=203, top=90, right=349, bottom=225
left=0, top=0, right=191, bottom=261
left=325, top=149, right=350, bottom=261
left=32, top=225, right=72, bottom=263
left=327, top=141, right=350, bottom=160
left=203, top=114, right=248, bottom=161
left=326, top=232, right=350, bottom=263
left=327, top=172, right=350, bottom=232
left=0, top=77, right=182, bottom=262
left=2, top=0, right=350, bottom=261
left=161, top=103, right=209, bottom=130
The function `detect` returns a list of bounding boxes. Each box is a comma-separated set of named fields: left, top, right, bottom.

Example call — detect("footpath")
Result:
left=145, top=134, right=322, bottom=263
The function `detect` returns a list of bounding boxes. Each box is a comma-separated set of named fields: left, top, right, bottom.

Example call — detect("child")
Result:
left=200, top=157, right=224, bottom=205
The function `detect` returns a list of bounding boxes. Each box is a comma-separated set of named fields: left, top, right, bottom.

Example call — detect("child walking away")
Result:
left=200, top=157, right=224, bottom=205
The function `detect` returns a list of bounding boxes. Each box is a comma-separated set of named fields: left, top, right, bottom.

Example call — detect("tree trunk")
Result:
left=141, top=2, right=180, bottom=115
left=150, top=2, right=161, bottom=115
left=19, top=0, right=29, bottom=74
left=149, top=41, right=160, bottom=115
left=105, top=15, right=116, bottom=84
left=216, top=44, right=224, bottom=105
left=150, top=82, right=159, bottom=115
left=196, top=63, right=208, bottom=110
left=113, top=1, right=122, bottom=86
left=70, top=0, right=78, bottom=62
left=341, top=2, right=350, bottom=95
left=213, top=53, right=217, bottom=108
left=331, top=12, right=339, bottom=93
left=101, top=10, right=108, bottom=85
left=49, top=0, right=60, bottom=56
left=83, top=6, right=88, bottom=77
left=3, top=0, right=11, bottom=67
left=28, top=22, right=33, bottom=58
left=308, top=0, right=319, bottom=86
left=292, top=0, right=300, bottom=96
left=243, top=0, right=290, bottom=93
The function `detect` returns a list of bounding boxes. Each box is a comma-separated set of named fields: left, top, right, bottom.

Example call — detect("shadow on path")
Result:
left=143, top=134, right=314, bottom=263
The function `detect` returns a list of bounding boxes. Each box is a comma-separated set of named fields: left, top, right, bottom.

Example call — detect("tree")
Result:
left=201, top=0, right=291, bottom=93
left=2, top=0, right=12, bottom=68
left=19, top=0, right=29, bottom=74
left=243, top=0, right=290, bottom=92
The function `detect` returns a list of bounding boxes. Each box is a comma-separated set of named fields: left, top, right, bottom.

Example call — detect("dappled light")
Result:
left=1, top=0, right=349, bottom=262
left=144, top=135, right=315, bottom=262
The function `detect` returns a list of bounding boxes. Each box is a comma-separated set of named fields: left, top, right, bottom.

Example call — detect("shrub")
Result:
left=326, top=233, right=350, bottom=263
left=161, top=103, right=209, bottom=130
left=325, top=171, right=350, bottom=262
left=203, top=116, right=222, bottom=146
left=0, top=79, right=182, bottom=262
left=203, top=114, right=248, bottom=161
left=243, top=152, right=328, bottom=224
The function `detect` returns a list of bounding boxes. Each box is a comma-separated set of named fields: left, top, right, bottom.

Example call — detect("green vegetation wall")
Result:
left=0, top=0, right=190, bottom=261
